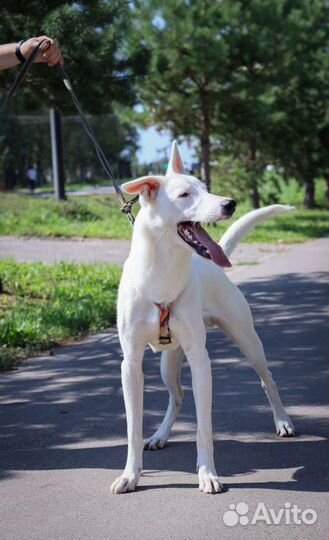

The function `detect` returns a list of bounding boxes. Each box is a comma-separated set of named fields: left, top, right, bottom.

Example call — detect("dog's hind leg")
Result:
left=235, top=329, right=295, bottom=436
left=217, top=290, right=295, bottom=437
left=145, top=347, right=185, bottom=450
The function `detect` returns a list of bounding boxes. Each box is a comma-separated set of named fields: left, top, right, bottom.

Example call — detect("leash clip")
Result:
left=120, top=195, right=139, bottom=224
left=120, top=201, right=134, bottom=214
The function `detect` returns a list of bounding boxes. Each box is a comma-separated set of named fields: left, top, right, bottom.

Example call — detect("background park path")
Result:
left=0, top=234, right=293, bottom=267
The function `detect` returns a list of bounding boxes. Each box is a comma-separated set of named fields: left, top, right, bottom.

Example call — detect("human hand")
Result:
left=20, top=36, right=63, bottom=67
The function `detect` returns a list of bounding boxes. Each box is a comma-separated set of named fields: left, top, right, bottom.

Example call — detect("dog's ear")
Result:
left=166, top=140, right=185, bottom=176
left=122, top=176, right=164, bottom=200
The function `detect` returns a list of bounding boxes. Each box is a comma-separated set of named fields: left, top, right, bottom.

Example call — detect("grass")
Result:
left=0, top=194, right=133, bottom=239
left=0, top=260, right=121, bottom=371
left=0, top=179, right=328, bottom=243
left=218, top=201, right=329, bottom=243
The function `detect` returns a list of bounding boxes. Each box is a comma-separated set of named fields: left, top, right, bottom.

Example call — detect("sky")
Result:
left=136, top=126, right=197, bottom=166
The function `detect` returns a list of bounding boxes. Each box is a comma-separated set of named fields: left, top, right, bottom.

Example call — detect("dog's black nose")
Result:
left=222, top=199, right=236, bottom=213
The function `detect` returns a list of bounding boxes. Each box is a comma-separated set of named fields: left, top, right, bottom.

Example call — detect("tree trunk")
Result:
left=200, top=89, right=211, bottom=192
left=303, top=177, right=316, bottom=208
left=249, top=184, right=261, bottom=209
left=247, top=141, right=260, bottom=209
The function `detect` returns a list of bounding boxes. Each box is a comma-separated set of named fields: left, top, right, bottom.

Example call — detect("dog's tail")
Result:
left=219, top=204, right=294, bottom=257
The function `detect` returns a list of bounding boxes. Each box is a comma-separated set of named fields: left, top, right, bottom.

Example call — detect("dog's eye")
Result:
left=179, top=192, right=189, bottom=198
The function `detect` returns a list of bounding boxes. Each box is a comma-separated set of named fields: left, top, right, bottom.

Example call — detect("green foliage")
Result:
left=0, top=259, right=121, bottom=370
left=212, top=154, right=329, bottom=207
left=0, top=1, right=147, bottom=112
left=131, top=0, right=229, bottom=131
left=212, top=154, right=250, bottom=201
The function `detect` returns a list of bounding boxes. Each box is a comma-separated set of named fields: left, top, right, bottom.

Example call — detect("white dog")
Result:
left=111, top=142, right=295, bottom=495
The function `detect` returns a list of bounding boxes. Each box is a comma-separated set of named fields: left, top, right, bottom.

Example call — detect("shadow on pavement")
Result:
left=0, top=271, right=328, bottom=492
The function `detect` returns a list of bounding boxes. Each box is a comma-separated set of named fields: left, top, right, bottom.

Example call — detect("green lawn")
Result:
left=227, top=203, right=329, bottom=243
left=0, top=193, right=133, bottom=239
left=0, top=190, right=328, bottom=243
left=0, top=260, right=121, bottom=371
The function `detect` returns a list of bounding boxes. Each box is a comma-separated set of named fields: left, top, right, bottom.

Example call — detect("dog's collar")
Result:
left=154, top=303, right=173, bottom=345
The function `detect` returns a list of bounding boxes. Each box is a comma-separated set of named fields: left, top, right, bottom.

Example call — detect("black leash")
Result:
left=57, top=65, right=138, bottom=225
left=1, top=40, right=138, bottom=226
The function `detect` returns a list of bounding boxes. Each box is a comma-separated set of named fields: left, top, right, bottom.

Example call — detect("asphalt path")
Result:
left=0, top=235, right=291, bottom=267
left=0, top=238, right=328, bottom=540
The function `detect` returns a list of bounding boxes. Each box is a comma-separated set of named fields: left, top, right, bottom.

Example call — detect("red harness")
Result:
left=155, top=303, right=173, bottom=345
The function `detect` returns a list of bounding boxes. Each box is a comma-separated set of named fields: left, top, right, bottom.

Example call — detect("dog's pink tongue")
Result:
left=193, top=224, right=232, bottom=268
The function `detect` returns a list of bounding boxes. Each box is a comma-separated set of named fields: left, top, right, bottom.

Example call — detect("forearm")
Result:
left=0, top=43, right=20, bottom=70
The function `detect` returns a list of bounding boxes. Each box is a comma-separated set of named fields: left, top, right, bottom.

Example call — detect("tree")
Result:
left=209, top=0, right=329, bottom=208
left=129, top=0, right=231, bottom=192
left=213, top=0, right=294, bottom=208
left=265, top=0, right=329, bottom=208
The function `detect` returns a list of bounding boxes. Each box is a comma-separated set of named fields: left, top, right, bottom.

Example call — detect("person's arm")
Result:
left=0, top=36, right=63, bottom=71
left=0, top=43, right=19, bottom=70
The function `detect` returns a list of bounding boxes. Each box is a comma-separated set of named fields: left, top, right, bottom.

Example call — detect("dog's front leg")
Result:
left=187, top=348, right=224, bottom=494
left=111, top=347, right=144, bottom=494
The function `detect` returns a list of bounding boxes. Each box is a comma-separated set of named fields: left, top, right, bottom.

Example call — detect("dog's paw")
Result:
left=144, top=432, right=168, bottom=450
left=276, top=418, right=296, bottom=437
left=198, top=466, right=224, bottom=494
left=111, top=473, right=139, bottom=494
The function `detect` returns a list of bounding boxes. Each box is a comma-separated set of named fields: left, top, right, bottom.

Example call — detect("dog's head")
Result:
left=122, top=142, right=236, bottom=268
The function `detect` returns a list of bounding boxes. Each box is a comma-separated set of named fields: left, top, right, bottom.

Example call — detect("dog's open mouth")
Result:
left=177, top=222, right=231, bottom=268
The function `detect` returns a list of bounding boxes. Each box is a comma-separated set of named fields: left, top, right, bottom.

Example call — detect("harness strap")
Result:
left=155, top=303, right=173, bottom=345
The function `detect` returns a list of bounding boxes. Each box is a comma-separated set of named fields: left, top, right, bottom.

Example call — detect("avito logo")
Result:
left=223, top=502, right=317, bottom=527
